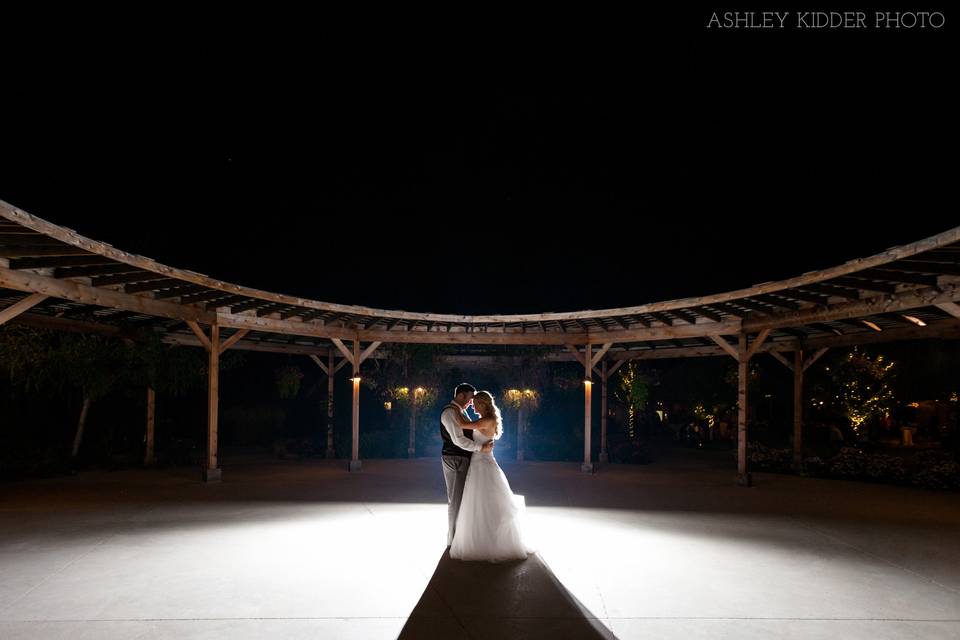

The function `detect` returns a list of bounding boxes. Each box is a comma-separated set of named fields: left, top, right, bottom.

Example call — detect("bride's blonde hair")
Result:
left=472, top=390, right=503, bottom=440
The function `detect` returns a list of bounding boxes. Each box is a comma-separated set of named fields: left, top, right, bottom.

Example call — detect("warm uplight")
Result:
left=902, top=315, right=927, bottom=327
left=384, top=401, right=392, bottom=411
left=414, top=387, right=425, bottom=396
left=351, top=375, right=361, bottom=383
left=861, top=320, right=882, bottom=332
left=584, top=380, right=593, bottom=387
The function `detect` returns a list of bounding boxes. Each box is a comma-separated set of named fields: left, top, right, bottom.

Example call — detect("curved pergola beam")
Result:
left=3, top=199, right=959, bottom=329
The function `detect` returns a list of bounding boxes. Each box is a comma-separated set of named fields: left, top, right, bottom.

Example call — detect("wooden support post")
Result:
left=408, top=400, right=417, bottom=458
left=599, top=359, right=609, bottom=464
left=793, top=348, right=803, bottom=471
left=517, top=403, right=526, bottom=462
left=326, top=350, right=336, bottom=459
left=203, top=323, right=221, bottom=482
left=736, top=332, right=751, bottom=486
left=144, top=386, right=156, bottom=466
left=582, top=343, right=594, bottom=473
left=349, top=339, right=361, bottom=471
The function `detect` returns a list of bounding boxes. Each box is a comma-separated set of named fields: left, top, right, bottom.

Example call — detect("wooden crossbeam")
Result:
left=803, top=347, right=829, bottom=372
left=859, top=268, right=939, bottom=287
left=0, top=245, right=90, bottom=258
left=219, top=329, right=250, bottom=354
left=736, top=298, right=772, bottom=314
left=256, top=303, right=282, bottom=317
left=186, top=320, right=212, bottom=351
left=309, top=354, right=329, bottom=375
left=782, top=289, right=830, bottom=305
left=746, top=329, right=772, bottom=361
left=650, top=312, right=674, bottom=326
left=358, top=341, right=382, bottom=364
left=153, top=284, right=206, bottom=300
left=831, top=277, right=897, bottom=294
left=229, top=299, right=265, bottom=314
left=54, top=264, right=137, bottom=278
left=180, top=290, right=232, bottom=304
left=565, top=344, right=602, bottom=377
left=755, top=294, right=799, bottom=310
left=936, top=302, right=960, bottom=319
left=95, top=271, right=167, bottom=286
left=591, top=343, right=613, bottom=367
left=671, top=308, right=699, bottom=324
left=607, top=359, right=627, bottom=377
left=769, top=350, right=794, bottom=371
left=280, top=307, right=307, bottom=320
left=125, top=278, right=181, bottom=294
left=710, top=335, right=739, bottom=361
left=9, top=255, right=117, bottom=269
left=809, top=322, right=844, bottom=336
left=798, top=283, right=861, bottom=301
left=565, top=344, right=586, bottom=367
left=691, top=306, right=722, bottom=322
left=893, top=260, right=960, bottom=277
left=709, top=302, right=748, bottom=318
left=0, top=293, right=49, bottom=325
left=331, top=337, right=355, bottom=365
left=208, top=295, right=248, bottom=309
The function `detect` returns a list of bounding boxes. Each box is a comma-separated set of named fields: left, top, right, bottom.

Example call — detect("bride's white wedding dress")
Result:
left=449, top=429, right=535, bottom=562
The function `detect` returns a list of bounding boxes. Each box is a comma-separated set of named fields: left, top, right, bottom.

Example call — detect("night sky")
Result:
left=2, top=9, right=955, bottom=315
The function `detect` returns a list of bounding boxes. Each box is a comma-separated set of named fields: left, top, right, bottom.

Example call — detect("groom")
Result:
left=440, top=382, right=494, bottom=546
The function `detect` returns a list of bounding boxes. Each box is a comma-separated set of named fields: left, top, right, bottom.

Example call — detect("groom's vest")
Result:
left=440, top=402, right=474, bottom=458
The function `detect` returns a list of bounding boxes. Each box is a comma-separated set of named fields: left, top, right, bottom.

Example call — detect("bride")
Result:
left=449, top=390, right=535, bottom=562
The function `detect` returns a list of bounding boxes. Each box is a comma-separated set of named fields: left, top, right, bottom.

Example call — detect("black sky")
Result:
left=1, top=8, right=956, bottom=314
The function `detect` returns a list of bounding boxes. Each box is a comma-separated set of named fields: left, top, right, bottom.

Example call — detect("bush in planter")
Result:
left=861, top=453, right=908, bottom=483
left=745, top=442, right=792, bottom=473
left=827, top=447, right=867, bottom=479
left=909, top=455, right=960, bottom=490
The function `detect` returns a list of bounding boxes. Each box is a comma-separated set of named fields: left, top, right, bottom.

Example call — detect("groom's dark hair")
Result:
left=454, top=383, right=476, bottom=397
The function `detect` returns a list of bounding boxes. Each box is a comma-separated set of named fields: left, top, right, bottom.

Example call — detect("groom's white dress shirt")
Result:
left=440, top=401, right=484, bottom=452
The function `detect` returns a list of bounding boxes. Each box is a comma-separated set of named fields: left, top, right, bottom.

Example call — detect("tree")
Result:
left=497, top=348, right=550, bottom=461
left=502, top=388, right=540, bottom=461
left=1, top=327, right=130, bottom=458
left=371, top=344, right=442, bottom=457
left=615, top=363, right=650, bottom=440
left=0, top=326, right=209, bottom=462
left=825, top=348, right=896, bottom=438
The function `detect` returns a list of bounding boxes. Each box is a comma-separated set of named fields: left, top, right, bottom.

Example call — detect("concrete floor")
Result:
left=1, top=447, right=958, bottom=639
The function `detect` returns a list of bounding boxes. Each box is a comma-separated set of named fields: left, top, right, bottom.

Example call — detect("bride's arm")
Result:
left=469, top=417, right=497, bottom=435
left=451, top=411, right=473, bottom=427
left=450, top=412, right=496, bottom=449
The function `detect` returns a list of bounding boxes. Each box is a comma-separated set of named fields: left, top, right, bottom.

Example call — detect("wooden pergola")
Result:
left=2, top=198, right=959, bottom=484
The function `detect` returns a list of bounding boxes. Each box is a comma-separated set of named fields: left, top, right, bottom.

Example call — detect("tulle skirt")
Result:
left=450, top=452, right=535, bottom=562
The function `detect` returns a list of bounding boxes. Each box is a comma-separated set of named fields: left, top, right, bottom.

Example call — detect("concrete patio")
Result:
left=1, top=446, right=958, bottom=639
